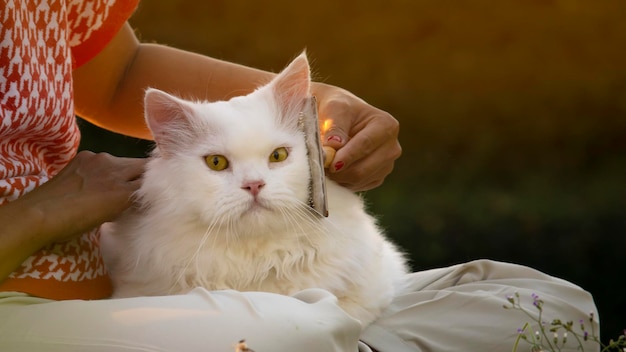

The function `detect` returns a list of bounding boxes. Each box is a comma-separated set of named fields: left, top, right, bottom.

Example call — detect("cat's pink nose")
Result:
left=242, top=180, right=265, bottom=196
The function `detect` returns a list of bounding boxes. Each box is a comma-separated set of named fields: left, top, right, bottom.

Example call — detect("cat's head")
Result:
left=141, top=53, right=316, bottom=235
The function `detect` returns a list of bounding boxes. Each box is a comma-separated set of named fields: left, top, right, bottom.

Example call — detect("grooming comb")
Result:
left=299, top=96, right=329, bottom=217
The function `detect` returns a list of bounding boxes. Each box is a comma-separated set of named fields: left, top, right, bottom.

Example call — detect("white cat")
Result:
left=101, top=53, right=408, bottom=327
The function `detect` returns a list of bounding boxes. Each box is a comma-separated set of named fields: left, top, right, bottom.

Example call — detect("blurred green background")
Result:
left=79, top=0, right=626, bottom=343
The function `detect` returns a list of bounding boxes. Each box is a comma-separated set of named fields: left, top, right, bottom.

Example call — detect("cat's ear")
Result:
left=270, top=52, right=311, bottom=121
left=144, top=88, right=196, bottom=157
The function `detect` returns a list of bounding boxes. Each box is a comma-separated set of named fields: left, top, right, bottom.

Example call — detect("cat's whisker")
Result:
left=227, top=216, right=237, bottom=250
left=275, top=206, right=303, bottom=237
left=194, top=221, right=217, bottom=277
left=280, top=209, right=317, bottom=258
left=292, top=201, right=353, bottom=246
left=275, top=201, right=325, bottom=244
left=170, top=214, right=224, bottom=293
left=291, top=201, right=328, bottom=228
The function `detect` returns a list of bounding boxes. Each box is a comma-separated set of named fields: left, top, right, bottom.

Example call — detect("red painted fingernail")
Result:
left=334, top=161, right=345, bottom=171
left=327, top=135, right=342, bottom=143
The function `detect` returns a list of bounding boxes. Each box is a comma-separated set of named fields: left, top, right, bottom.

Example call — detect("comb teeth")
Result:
left=298, top=114, right=317, bottom=210
left=300, top=97, right=329, bottom=217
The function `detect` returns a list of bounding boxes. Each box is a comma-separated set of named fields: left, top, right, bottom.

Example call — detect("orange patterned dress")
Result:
left=0, top=0, right=139, bottom=300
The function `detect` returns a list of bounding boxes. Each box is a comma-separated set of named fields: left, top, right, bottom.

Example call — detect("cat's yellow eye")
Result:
left=269, top=147, right=289, bottom=163
left=205, top=155, right=229, bottom=171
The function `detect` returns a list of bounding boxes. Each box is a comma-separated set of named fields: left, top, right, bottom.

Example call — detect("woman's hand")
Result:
left=31, top=151, right=147, bottom=243
left=313, top=83, right=401, bottom=191
left=0, top=151, right=146, bottom=282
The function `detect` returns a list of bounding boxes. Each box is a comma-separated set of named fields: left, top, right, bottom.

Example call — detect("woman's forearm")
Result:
left=113, top=44, right=275, bottom=137
left=0, top=196, right=49, bottom=282
left=74, top=24, right=277, bottom=140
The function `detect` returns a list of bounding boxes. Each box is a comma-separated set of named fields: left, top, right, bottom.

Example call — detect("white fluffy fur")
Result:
left=101, top=53, right=408, bottom=327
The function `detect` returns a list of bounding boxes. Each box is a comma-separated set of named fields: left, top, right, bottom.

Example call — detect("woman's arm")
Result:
left=0, top=152, right=146, bottom=282
left=73, top=23, right=401, bottom=191
left=73, top=23, right=275, bottom=140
